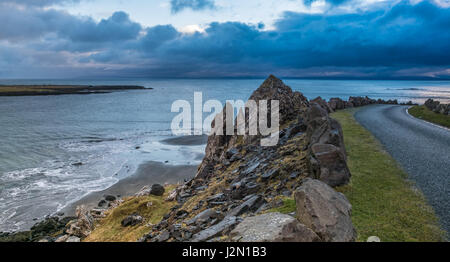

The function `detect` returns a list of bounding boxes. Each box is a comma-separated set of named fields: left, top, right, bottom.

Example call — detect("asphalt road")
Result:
left=354, top=105, right=450, bottom=235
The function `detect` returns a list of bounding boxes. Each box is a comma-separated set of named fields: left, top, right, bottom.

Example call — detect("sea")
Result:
left=1, top=78, right=449, bottom=232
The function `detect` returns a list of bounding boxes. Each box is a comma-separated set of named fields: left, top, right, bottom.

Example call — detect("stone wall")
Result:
left=314, top=96, right=414, bottom=113
left=424, top=99, right=450, bottom=115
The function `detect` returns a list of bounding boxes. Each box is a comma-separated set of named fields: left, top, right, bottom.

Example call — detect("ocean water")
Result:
left=0, top=78, right=449, bottom=232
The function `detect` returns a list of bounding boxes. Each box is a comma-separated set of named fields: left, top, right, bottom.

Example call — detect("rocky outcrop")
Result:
left=311, top=97, right=333, bottom=113
left=295, top=178, right=356, bottom=242
left=138, top=75, right=356, bottom=243
left=328, top=98, right=347, bottom=111
left=247, top=75, right=310, bottom=127
left=0, top=215, right=76, bottom=242
left=306, top=103, right=350, bottom=187
left=196, top=75, right=309, bottom=180
left=424, top=99, right=450, bottom=115
left=348, top=96, right=376, bottom=107
left=65, top=205, right=94, bottom=238
left=425, top=99, right=441, bottom=112
left=326, top=96, right=414, bottom=112
left=229, top=212, right=320, bottom=242
left=1, top=196, right=126, bottom=242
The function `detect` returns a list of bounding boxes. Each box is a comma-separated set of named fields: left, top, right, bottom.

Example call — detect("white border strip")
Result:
left=405, top=106, right=450, bottom=132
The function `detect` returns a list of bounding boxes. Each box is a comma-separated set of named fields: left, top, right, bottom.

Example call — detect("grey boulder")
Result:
left=121, top=213, right=143, bottom=227
left=150, top=184, right=165, bottom=196
left=295, top=178, right=356, bottom=242
left=310, top=143, right=350, bottom=187
left=229, top=212, right=320, bottom=242
left=135, top=184, right=165, bottom=197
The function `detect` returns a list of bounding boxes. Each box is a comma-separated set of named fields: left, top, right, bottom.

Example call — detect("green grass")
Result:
left=332, top=108, right=445, bottom=242
left=408, top=105, right=450, bottom=128
left=267, top=198, right=296, bottom=214
left=84, top=186, right=176, bottom=242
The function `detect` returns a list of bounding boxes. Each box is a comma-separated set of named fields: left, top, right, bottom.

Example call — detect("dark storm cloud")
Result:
left=0, top=8, right=141, bottom=42
left=63, top=11, right=142, bottom=42
left=0, top=0, right=449, bottom=79
left=124, top=1, right=449, bottom=78
left=140, top=25, right=180, bottom=51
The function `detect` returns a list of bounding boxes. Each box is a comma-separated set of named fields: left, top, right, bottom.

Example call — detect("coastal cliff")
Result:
left=136, top=75, right=357, bottom=242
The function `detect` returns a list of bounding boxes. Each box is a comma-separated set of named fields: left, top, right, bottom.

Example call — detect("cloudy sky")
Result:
left=0, top=0, right=449, bottom=79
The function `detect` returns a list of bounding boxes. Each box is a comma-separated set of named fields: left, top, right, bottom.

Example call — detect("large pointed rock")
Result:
left=195, top=75, right=310, bottom=180
left=248, top=75, right=310, bottom=126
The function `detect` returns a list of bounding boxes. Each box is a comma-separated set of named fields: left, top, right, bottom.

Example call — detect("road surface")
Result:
left=354, top=105, right=450, bottom=234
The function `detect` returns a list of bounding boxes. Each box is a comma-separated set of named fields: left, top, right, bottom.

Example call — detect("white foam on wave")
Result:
left=0, top=132, right=206, bottom=232
left=0, top=136, right=137, bottom=232
left=140, top=139, right=205, bottom=165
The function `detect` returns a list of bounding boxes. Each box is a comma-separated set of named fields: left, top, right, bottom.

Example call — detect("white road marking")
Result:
left=405, top=106, right=450, bottom=132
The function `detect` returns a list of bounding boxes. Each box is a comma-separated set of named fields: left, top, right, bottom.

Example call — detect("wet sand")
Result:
left=161, top=135, right=208, bottom=146
left=61, top=135, right=206, bottom=216
left=62, top=161, right=197, bottom=216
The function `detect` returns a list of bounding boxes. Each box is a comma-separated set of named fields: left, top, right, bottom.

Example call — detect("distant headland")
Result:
left=0, top=85, right=150, bottom=96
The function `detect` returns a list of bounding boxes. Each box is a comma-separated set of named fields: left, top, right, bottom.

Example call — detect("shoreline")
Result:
left=60, top=135, right=207, bottom=217
left=0, top=85, right=151, bottom=96
left=0, top=135, right=206, bottom=235
left=60, top=161, right=198, bottom=216
left=0, top=160, right=198, bottom=241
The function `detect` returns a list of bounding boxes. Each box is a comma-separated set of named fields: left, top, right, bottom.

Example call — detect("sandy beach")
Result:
left=60, top=135, right=207, bottom=216
left=161, top=135, right=208, bottom=146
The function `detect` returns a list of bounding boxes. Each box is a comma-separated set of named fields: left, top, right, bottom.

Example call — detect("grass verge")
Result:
left=408, top=105, right=450, bottom=128
left=332, top=108, right=445, bottom=242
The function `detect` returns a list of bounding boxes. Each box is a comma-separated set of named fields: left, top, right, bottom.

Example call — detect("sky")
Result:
left=0, top=0, right=449, bottom=79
